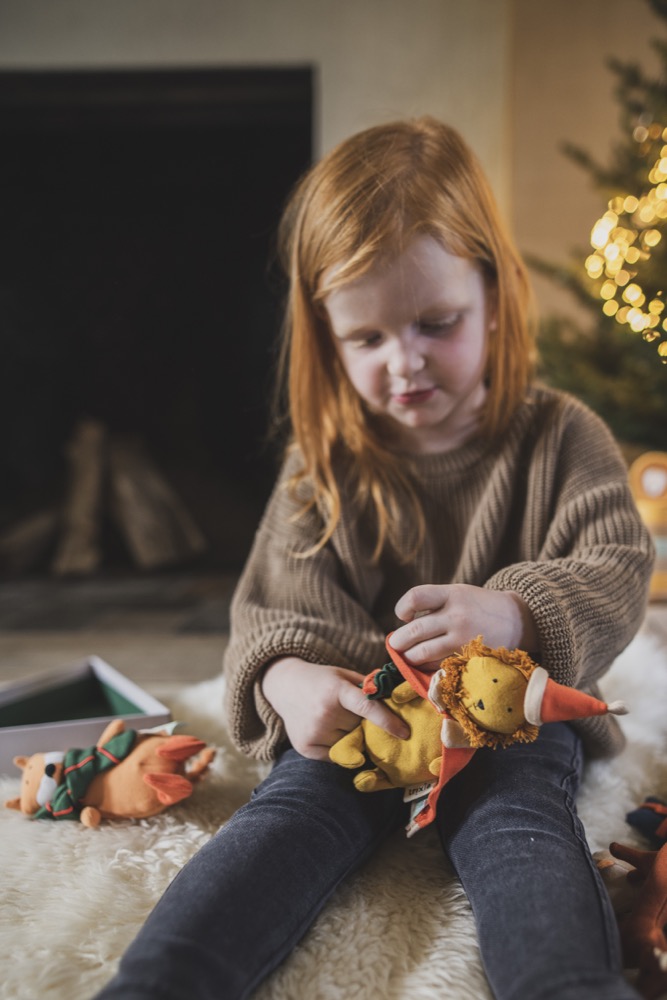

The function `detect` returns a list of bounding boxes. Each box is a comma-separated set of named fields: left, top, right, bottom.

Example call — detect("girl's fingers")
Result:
left=337, top=680, right=410, bottom=740
left=389, top=610, right=447, bottom=653
left=394, top=584, right=448, bottom=622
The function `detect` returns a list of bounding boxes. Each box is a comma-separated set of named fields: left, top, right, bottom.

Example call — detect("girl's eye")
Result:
left=420, top=315, right=460, bottom=334
left=357, top=333, right=383, bottom=349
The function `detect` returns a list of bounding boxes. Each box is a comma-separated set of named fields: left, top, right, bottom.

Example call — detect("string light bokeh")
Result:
left=585, top=118, right=667, bottom=362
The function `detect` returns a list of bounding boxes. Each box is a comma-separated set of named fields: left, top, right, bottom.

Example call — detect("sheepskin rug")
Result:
left=2, top=621, right=667, bottom=1000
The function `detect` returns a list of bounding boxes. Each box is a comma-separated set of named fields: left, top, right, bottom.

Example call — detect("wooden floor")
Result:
left=0, top=572, right=236, bottom=688
left=0, top=572, right=665, bottom=691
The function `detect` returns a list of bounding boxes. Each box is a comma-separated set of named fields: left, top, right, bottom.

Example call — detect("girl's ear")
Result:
left=486, top=281, right=498, bottom=333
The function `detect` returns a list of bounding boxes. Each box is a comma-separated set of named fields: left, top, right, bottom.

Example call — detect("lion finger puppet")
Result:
left=5, top=718, right=215, bottom=827
left=330, top=635, right=627, bottom=836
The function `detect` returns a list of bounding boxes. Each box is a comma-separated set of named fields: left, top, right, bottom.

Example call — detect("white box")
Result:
left=0, top=656, right=171, bottom=774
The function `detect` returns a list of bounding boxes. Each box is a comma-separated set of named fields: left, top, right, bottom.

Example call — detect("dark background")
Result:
left=0, top=67, right=313, bottom=571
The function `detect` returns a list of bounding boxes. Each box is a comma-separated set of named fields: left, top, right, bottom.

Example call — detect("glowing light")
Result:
left=628, top=309, right=649, bottom=332
left=623, top=283, right=643, bottom=303
left=591, top=219, right=615, bottom=248
left=583, top=119, right=667, bottom=359
left=585, top=254, right=604, bottom=278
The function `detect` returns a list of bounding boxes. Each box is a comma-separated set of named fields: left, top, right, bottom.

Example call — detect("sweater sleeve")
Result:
left=222, top=453, right=386, bottom=760
left=485, top=396, right=654, bottom=714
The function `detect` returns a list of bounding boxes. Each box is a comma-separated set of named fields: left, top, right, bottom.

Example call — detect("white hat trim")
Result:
left=428, top=669, right=448, bottom=713
left=523, top=666, right=549, bottom=726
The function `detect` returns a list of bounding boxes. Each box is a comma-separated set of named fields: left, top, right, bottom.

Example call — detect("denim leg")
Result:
left=436, top=722, right=640, bottom=1000
left=95, top=748, right=405, bottom=1000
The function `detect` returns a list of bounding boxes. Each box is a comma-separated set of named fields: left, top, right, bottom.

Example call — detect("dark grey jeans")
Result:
left=96, top=722, right=639, bottom=1000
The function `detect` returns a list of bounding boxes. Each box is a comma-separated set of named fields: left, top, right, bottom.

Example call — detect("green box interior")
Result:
left=0, top=672, right=142, bottom=728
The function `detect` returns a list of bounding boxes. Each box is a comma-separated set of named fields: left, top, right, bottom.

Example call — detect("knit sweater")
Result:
left=222, top=385, right=654, bottom=761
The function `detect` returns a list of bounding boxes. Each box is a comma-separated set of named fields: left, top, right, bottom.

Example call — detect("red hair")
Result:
left=276, top=116, right=535, bottom=560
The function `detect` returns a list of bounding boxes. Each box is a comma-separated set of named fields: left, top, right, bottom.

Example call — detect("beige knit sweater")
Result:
left=222, top=385, right=654, bottom=761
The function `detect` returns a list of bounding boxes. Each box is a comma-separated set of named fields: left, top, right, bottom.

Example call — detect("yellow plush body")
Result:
left=330, top=635, right=625, bottom=836
left=329, top=680, right=442, bottom=791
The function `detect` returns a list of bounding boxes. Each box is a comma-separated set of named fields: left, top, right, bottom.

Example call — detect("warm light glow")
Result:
left=624, top=283, right=643, bottom=303
left=584, top=118, right=667, bottom=359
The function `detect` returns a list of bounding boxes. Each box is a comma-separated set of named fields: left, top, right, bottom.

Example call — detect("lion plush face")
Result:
left=433, top=637, right=541, bottom=749
left=459, top=656, right=529, bottom=735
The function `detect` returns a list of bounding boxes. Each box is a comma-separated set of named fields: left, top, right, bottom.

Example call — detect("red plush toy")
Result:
left=605, top=841, right=667, bottom=1000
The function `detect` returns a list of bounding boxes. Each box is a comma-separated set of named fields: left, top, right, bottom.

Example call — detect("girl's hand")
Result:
left=389, top=584, right=539, bottom=666
left=261, top=656, right=411, bottom=761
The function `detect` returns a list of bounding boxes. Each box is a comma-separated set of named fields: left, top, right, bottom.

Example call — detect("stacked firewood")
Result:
left=0, top=419, right=207, bottom=576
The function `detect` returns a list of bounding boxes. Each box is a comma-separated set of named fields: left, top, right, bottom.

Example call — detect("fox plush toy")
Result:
left=4, top=718, right=215, bottom=827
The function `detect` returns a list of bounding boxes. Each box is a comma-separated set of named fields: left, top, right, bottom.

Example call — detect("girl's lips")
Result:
left=393, top=387, right=436, bottom=406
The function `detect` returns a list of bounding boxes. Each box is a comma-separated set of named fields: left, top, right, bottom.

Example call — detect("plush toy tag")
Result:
left=403, top=779, right=438, bottom=803
left=407, top=794, right=432, bottom=835
left=139, top=721, right=181, bottom=735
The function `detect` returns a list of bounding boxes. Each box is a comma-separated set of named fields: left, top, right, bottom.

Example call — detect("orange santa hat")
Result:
left=523, top=667, right=627, bottom=726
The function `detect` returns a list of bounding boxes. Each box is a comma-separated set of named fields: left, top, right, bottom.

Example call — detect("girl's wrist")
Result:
left=507, top=592, right=540, bottom=654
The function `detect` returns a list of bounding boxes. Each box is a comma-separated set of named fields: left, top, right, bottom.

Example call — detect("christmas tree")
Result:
left=534, top=0, right=667, bottom=450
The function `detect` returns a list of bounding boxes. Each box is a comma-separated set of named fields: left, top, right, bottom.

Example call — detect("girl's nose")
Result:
left=387, top=333, right=425, bottom=378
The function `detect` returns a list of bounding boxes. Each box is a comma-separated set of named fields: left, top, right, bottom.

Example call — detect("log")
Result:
left=108, top=435, right=207, bottom=570
left=51, top=419, right=107, bottom=576
left=0, top=508, right=60, bottom=574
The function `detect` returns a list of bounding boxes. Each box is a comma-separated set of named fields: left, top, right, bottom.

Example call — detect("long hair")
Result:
left=275, top=116, right=535, bottom=561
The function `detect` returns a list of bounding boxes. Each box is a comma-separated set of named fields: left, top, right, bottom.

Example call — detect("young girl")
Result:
left=99, top=116, right=654, bottom=1000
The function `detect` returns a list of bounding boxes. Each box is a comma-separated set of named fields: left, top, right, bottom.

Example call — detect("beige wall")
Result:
left=0, top=0, right=664, bottom=321
left=0, top=0, right=513, bottom=206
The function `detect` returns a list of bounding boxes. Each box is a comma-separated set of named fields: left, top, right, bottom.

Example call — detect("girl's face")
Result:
left=323, top=235, right=494, bottom=454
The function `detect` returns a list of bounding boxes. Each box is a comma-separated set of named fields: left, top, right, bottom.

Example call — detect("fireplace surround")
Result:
left=0, top=66, right=313, bottom=572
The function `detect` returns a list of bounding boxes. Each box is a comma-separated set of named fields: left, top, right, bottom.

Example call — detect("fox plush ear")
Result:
left=12, top=756, right=29, bottom=770
left=5, top=797, right=21, bottom=811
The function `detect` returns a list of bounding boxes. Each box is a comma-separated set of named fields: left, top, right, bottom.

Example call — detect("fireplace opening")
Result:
left=0, top=67, right=313, bottom=577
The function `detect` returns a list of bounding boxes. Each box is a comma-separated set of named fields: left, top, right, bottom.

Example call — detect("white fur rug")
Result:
left=2, top=621, right=667, bottom=1000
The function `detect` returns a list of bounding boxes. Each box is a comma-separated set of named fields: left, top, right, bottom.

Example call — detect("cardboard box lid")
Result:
left=0, top=656, right=171, bottom=775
